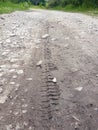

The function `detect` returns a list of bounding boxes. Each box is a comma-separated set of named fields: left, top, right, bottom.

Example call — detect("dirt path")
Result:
left=0, top=9, right=98, bottom=130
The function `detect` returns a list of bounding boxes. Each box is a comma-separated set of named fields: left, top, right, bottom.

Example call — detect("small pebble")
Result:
left=26, top=78, right=32, bottom=81
left=13, top=75, right=17, bottom=79
left=23, top=122, right=28, bottom=126
left=17, top=70, right=24, bottom=74
left=0, top=41, right=3, bottom=44
left=15, top=87, right=19, bottom=91
left=75, top=87, right=83, bottom=91
left=52, top=77, right=57, bottom=83
left=65, top=37, right=69, bottom=40
left=9, top=69, right=15, bottom=73
left=94, top=108, right=98, bottom=111
left=9, top=110, right=12, bottom=113
left=25, top=89, right=28, bottom=92
left=10, top=59, right=18, bottom=63
left=22, top=104, right=28, bottom=108
left=51, top=38, right=56, bottom=41
left=96, top=74, right=98, bottom=77
left=29, top=126, right=32, bottom=130
left=9, top=95, right=13, bottom=99
left=22, top=110, right=27, bottom=114
left=14, top=111, right=19, bottom=116
left=64, top=44, right=69, bottom=48
left=6, top=39, right=11, bottom=43
left=15, top=84, right=20, bottom=87
left=36, top=60, right=42, bottom=66
left=1, top=52, right=8, bottom=56
left=0, top=73, right=3, bottom=77
left=42, top=34, right=49, bottom=39
left=0, top=116, right=3, bottom=120
left=10, top=34, right=16, bottom=37
left=10, top=82, right=15, bottom=85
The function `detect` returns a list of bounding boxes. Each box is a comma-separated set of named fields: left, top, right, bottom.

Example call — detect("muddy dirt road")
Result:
left=0, top=9, right=98, bottom=130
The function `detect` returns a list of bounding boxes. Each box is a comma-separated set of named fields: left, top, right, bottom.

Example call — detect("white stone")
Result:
left=25, top=89, right=28, bottom=92
left=22, top=110, right=27, bottom=114
left=10, top=34, right=16, bottom=37
left=96, top=74, right=98, bottom=77
left=6, top=39, right=11, bottom=43
left=6, top=124, right=12, bottom=130
left=0, top=116, right=3, bottom=120
left=12, top=64, right=19, bottom=68
left=15, top=123, right=21, bottom=130
left=26, top=78, right=32, bottom=81
left=9, top=69, right=15, bottom=73
left=34, top=39, right=41, bottom=43
left=14, top=111, right=19, bottom=116
left=35, top=46, right=39, bottom=49
left=10, top=59, right=18, bottom=63
left=29, top=126, right=32, bottom=130
left=23, top=122, right=28, bottom=126
left=15, top=87, right=19, bottom=91
left=36, top=60, right=42, bottom=66
left=42, top=34, right=49, bottom=39
left=51, top=38, right=56, bottom=41
left=0, top=73, right=3, bottom=77
left=13, top=75, right=17, bottom=79
left=10, top=82, right=15, bottom=85
left=65, top=37, right=70, bottom=40
left=0, top=41, right=3, bottom=44
left=9, top=110, right=12, bottom=113
left=17, top=70, right=24, bottom=74
left=1, top=52, right=8, bottom=56
left=75, top=87, right=83, bottom=91
left=52, top=77, right=57, bottom=83
left=64, top=44, right=69, bottom=48
left=22, top=104, right=28, bottom=108
left=0, top=65, right=7, bottom=68
left=15, top=84, right=20, bottom=87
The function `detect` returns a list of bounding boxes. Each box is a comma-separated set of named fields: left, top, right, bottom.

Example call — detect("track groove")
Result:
left=40, top=24, right=60, bottom=129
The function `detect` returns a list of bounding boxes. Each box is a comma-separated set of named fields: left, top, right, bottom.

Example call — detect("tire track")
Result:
left=40, top=24, right=60, bottom=129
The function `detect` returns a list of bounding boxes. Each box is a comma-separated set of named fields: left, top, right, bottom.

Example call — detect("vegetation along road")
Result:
left=0, top=9, right=98, bottom=130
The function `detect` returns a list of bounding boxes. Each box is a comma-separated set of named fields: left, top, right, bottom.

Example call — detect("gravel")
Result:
left=0, top=9, right=98, bottom=130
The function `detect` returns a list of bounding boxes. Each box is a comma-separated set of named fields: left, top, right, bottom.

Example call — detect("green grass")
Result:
left=0, top=2, right=29, bottom=14
left=0, top=1, right=98, bottom=16
left=30, top=5, right=46, bottom=9
left=48, top=5, right=98, bottom=16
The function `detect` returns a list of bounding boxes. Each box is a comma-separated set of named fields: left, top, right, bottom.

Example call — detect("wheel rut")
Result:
left=40, top=24, right=61, bottom=129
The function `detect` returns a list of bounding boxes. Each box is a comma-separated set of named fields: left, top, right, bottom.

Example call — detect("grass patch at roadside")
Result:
left=0, top=2, right=29, bottom=14
left=48, top=5, right=98, bottom=16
